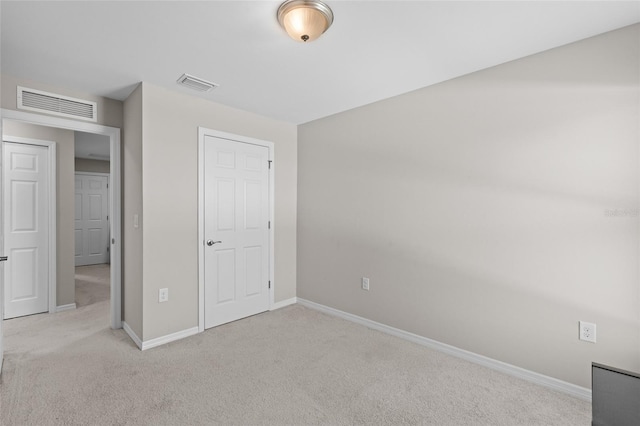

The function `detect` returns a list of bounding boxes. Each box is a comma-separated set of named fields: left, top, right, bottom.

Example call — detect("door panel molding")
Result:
left=3, top=136, right=57, bottom=315
left=74, top=172, right=110, bottom=266
left=198, top=127, right=275, bottom=333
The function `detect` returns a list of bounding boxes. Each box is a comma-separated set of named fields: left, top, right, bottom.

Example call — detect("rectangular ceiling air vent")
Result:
left=177, top=73, right=218, bottom=92
left=17, top=86, right=97, bottom=122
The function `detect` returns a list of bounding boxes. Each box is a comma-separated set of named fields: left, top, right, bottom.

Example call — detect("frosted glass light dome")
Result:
left=277, top=0, right=334, bottom=43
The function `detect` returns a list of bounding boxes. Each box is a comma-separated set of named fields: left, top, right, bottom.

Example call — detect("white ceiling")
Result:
left=2, top=1, right=639, bottom=124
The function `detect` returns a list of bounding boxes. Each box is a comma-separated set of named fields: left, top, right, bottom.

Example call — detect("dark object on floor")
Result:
left=592, top=362, right=640, bottom=426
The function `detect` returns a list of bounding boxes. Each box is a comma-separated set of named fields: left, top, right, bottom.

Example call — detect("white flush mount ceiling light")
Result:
left=277, top=0, right=334, bottom=43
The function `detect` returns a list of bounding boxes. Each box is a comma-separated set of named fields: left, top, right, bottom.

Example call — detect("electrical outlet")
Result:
left=361, top=277, right=370, bottom=291
left=159, top=288, right=169, bottom=303
left=579, top=321, right=596, bottom=343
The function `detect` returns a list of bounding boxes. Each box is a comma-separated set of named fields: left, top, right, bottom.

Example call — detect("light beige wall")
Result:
left=123, top=84, right=143, bottom=338
left=1, top=74, right=123, bottom=128
left=2, top=121, right=76, bottom=306
left=297, top=24, right=640, bottom=388
left=75, top=158, right=110, bottom=174
left=140, top=83, right=297, bottom=340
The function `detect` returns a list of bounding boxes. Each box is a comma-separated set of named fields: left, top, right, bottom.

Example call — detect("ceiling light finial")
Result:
left=277, top=0, right=334, bottom=43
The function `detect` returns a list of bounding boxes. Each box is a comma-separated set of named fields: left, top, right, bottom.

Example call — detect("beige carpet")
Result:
left=1, top=288, right=590, bottom=425
left=75, top=264, right=111, bottom=308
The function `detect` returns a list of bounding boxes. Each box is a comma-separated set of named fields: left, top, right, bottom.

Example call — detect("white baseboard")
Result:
left=271, top=297, right=297, bottom=310
left=297, top=298, right=592, bottom=402
left=123, top=321, right=142, bottom=350
left=141, top=326, right=199, bottom=351
left=56, top=303, right=76, bottom=312
left=123, top=322, right=199, bottom=351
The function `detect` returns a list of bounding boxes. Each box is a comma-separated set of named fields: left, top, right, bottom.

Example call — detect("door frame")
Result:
left=1, top=108, right=122, bottom=329
left=74, top=171, right=110, bottom=266
left=197, top=127, right=275, bottom=333
left=3, top=136, right=57, bottom=314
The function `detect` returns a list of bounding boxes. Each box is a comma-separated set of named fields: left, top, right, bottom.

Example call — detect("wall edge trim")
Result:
left=141, top=326, right=199, bottom=351
left=122, top=321, right=143, bottom=350
left=55, top=303, right=76, bottom=313
left=270, top=297, right=297, bottom=310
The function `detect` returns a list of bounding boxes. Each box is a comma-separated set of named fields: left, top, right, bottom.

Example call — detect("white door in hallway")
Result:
left=74, top=173, right=109, bottom=266
left=204, top=136, right=270, bottom=329
left=3, top=142, right=49, bottom=319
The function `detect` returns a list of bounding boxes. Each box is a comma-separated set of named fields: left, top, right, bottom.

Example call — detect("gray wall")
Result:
left=2, top=121, right=76, bottom=307
left=123, top=84, right=143, bottom=338
left=75, top=158, right=110, bottom=174
left=129, top=83, right=297, bottom=341
left=297, top=24, right=640, bottom=388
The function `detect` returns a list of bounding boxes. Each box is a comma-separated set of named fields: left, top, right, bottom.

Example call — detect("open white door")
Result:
left=3, top=142, right=51, bottom=319
left=203, top=135, right=271, bottom=329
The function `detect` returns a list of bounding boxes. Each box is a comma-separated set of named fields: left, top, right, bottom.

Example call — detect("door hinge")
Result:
left=268, top=160, right=272, bottom=169
left=268, top=221, right=271, bottom=229
left=107, top=183, right=109, bottom=188
left=268, top=281, right=271, bottom=289
left=107, top=215, right=109, bottom=221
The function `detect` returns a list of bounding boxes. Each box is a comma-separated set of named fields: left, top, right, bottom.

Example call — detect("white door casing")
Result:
left=75, top=173, right=109, bottom=266
left=198, top=128, right=275, bottom=331
left=3, top=141, right=55, bottom=319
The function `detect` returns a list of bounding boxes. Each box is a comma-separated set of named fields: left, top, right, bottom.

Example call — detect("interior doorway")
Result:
left=73, top=132, right=112, bottom=316
left=74, top=131, right=111, bottom=268
left=1, top=108, right=121, bottom=330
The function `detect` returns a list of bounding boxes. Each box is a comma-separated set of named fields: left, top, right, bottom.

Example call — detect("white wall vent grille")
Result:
left=176, top=73, right=218, bottom=92
left=17, top=86, right=97, bottom=122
